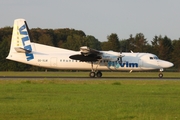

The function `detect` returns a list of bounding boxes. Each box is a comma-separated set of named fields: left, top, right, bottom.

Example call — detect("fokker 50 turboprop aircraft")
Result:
left=6, top=19, right=173, bottom=78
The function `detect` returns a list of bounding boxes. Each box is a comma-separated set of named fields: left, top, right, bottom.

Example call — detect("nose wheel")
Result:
left=158, top=72, right=163, bottom=78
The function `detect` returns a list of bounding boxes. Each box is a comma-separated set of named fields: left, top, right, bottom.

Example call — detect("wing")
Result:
left=69, top=46, right=102, bottom=62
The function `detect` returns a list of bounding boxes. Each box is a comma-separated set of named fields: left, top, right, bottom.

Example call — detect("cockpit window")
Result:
left=150, top=56, right=159, bottom=60
left=150, top=57, right=153, bottom=60
left=154, top=56, right=159, bottom=60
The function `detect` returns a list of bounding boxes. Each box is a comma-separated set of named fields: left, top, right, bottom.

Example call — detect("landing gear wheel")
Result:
left=96, top=71, right=102, bottom=78
left=89, top=72, right=96, bottom=78
left=159, top=73, right=163, bottom=78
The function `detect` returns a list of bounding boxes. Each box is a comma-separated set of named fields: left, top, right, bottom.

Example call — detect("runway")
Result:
left=0, top=76, right=180, bottom=80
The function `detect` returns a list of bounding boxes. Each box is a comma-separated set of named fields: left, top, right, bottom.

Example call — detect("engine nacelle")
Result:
left=101, top=55, right=119, bottom=61
left=80, top=46, right=90, bottom=56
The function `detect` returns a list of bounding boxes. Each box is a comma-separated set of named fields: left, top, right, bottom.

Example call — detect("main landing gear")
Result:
left=158, top=68, right=164, bottom=78
left=89, top=71, right=102, bottom=78
left=89, top=61, right=102, bottom=78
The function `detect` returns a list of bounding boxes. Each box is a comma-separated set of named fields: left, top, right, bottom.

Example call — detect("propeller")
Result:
left=119, top=49, right=123, bottom=63
left=118, top=48, right=124, bottom=63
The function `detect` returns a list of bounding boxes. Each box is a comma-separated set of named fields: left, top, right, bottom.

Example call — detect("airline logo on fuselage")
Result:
left=19, top=24, right=34, bottom=61
left=108, top=61, right=138, bottom=68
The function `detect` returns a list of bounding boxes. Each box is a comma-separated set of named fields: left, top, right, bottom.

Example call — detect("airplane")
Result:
left=6, top=19, right=174, bottom=78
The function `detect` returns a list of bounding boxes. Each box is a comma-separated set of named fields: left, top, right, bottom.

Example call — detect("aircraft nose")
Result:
left=158, top=60, right=174, bottom=68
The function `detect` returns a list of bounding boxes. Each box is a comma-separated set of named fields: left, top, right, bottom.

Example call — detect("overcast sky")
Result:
left=1, top=0, right=180, bottom=42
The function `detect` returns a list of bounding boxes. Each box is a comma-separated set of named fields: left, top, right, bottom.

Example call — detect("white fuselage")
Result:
left=7, top=42, right=173, bottom=71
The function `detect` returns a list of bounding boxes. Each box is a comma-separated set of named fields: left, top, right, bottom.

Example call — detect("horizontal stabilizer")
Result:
left=14, top=47, right=31, bottom=53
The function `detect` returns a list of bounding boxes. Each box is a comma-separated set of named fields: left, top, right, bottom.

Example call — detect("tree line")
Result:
left=0, top=27, right=179, bottom=71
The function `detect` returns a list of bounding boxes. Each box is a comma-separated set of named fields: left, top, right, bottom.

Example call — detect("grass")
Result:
left=0, top=79, right=180, bottom=120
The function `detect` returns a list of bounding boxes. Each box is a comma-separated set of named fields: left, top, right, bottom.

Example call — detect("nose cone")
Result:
left=158, top=60, right=174, bottom=68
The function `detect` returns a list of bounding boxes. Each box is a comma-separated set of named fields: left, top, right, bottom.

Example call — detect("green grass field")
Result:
left=0, top=72, right=180, bottom=120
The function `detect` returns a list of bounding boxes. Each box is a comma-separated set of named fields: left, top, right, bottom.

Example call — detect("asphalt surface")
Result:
left=0, top=76, right=180, bottom=80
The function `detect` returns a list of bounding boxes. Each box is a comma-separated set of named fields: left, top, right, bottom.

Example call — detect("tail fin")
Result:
left=6, top=19, right=34, bottom=61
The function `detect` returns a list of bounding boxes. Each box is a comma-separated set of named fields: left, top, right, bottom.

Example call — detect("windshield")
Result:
left=149, top=56, right=159, bottom=60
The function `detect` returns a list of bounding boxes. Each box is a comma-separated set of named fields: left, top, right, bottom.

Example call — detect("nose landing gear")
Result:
left=158, top=68, right=164, bottom=78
